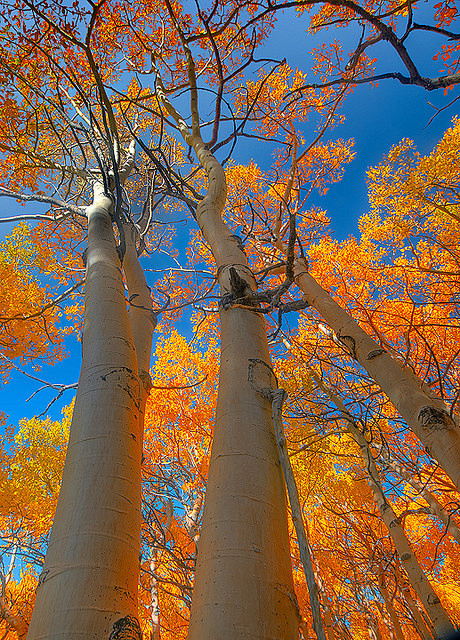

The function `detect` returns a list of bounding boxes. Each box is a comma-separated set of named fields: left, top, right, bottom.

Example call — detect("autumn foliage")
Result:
left=0, top=0, right=459, bottom=638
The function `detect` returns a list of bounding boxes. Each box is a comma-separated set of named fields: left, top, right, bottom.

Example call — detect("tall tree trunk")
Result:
left=123, top=222, right=155, bottom=446
left=374, top=600, right=398, bottom=640
left=311, top=565, right=336, bottom=640
left=367, top=615, right=384, bottom=640
left=184, top=144, right=297, bottom=640
left=293, top=260, right=460, bottom=492
left=398, top=572, right=436, bottom=640
left=149, top=550, right=160, bottom=640
left=383, top=455, right=460, bottom=544
left=323, top=605, right=336, bottom=640
left=153, top=40, right=297, bottom=636
left=313, top=375, right=455, bottom=639
left=27, top=184, right=142, bottom=640
left=1, top=550, right=28, bottom=639
left=269, top=388, right=326, bottom=640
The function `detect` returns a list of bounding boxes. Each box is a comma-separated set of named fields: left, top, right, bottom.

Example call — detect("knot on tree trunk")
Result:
left=418, top=406, right=455, bottom=432
left=139, top=369, right=153, bottom=392
left=229, top=266, right=252, bottom=299
left=109, top=615, right=142, bottom=640
left=427, top=593, right=441, bottom=605
left=219, top=266, right=257, bottom=309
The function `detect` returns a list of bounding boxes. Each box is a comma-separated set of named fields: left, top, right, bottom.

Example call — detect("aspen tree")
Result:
left=0, top=550, right=28, bottom=639
left=296, top=265, right=460, bottom=491
left=149, top=550, right=160, bottom=640
left=3, top=0, right=459, bottom=637
left=265, top=385, right=326, bottom=640
left=382, top=450, right=460, bottom=545
left=236, top=117, right=460, bottom=492
left=149, top=8, right=298, bottom=636
left=122, top=221, right=156, bottom=446
left=376, top=573, right=406, bottom=640
left=26, top=178, right=144, bottom=639
left=396, top=564, right=436, bottom=640
left=374, top=599, right=401, bottom=640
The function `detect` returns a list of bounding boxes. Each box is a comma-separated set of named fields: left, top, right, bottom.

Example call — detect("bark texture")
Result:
left=149, top=552, right=160, bottom=640
left=398, top=574, right=436, bottom=640
left=269, top=388, right=326, bottom=640
left=377, top=576, right=405, bottom=640
left=186, top=139, right=298, bottom=639
left=384, top=456, right=460, bottom=544
left=27, top=187, right=142, bottom=640
left=153, top=42, right=297, bottom=634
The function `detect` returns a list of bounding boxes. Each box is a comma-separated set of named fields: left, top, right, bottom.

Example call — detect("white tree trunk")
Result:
left=313, top=375, right=455, bottom=640
left=384, top=456, right=460, bottom=544
left=123, top=222, right=155, bottom=446
left=185, top=141, right=298, bottom=639
left=153, top=51, right=298, bottom=637
left=27, top=185, right=142, bottom=640
left=376, top=575, right=406, bottom=640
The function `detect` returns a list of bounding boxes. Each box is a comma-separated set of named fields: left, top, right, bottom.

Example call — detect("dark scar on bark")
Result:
left=229, top=266, right=251, bottom=299
left=109, top=615, right=142, bottom=640
left=418, top=406, right=455, bottom=431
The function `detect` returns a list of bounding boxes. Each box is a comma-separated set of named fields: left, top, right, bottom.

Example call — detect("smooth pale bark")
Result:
left=269, top=388, right=326, bottom=640
left=399, top=578, right=435, bottom=640
left=323, top=605, right=336, bottom=640
left=149, top=552, right=160, bottom=640
left=184, top=493, right=202, bottom=548
left=123, top=223, right=155, bottom=446
left=321, top=398, right=455, bottom=637
left=185, top=138, right=298, bottom=638
left=27, top=186, right=142, bottom=640
left=310, top=558, right=337, bottom=640
left=367, top=616, right=384, bottom=640
left=294, top=259, right=460, bottom=492
left=154, top=45, right=297, bottom=634
left=1, top=548, right=28, bottom=638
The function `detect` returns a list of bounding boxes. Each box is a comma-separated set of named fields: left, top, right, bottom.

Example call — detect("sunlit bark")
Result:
left=269, top=388, right=326, bottom=640
left=152, top=27, right=298, bottom=634
left=27, top=184, right=142, bottom=640
left=377, top=575, right=406, bottom=640
left=149, top=551, right=160, bottom=640
left=186, top=143, right=298, bottom=639
left=384, top=456, right=460, bottom=544
left=398, top=570, right=436, bottom=640
left=123, top=222, right=155, bottom=446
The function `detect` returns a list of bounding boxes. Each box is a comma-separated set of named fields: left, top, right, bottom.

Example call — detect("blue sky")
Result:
left=0, top=3, right=459, bottom=427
